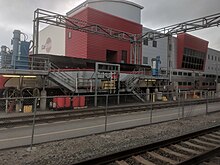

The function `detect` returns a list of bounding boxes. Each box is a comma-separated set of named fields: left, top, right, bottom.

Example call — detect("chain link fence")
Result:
left=0, top=90, right=219, bottom=150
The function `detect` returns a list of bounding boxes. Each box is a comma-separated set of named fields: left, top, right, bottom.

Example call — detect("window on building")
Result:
left=188, top=82, right=192, bottom=86
left=215, top=56, right=217, bottom=61
left=182, top=48, right=205, bottom=71
left=183, top=72, right=188, bottom=76
left=173, top=71, right=177, bottom=75
left=178, top=72, right=182, bottom=76
left=208, top=54, right=210, bottom=59
left=178, top=82, right=182, bottom=86
left=68, top=31, right=72, bottom=39
left=143, top=57, right=148, bottom=65
left=143, top=38, right=148, bottom=46
left=152, top=40, right=157, bottom=48
left=183, top=82, right=187, bottom=86
left=188, top=73, right=192, bottom=76
left=121, top=50, right=127, bottom=63
left=212, top=56, right=213, bottom=60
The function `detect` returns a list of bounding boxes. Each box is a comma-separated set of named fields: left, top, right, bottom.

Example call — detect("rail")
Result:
left=74, top=125, right=220, bottom=165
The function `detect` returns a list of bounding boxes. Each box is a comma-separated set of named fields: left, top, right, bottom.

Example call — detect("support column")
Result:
left=146, top=88, right=150, bottom=102
left=40, top=90, right=47, bottom=111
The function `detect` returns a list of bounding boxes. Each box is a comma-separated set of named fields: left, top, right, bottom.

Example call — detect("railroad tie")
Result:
left=203, top=162, right=219, bottom=165
left=192, top=139, right=217, bottom=147
left=160, top=147, right=190, bottom=159
left=214, top=132, right=220, bottom=136
left=132, top=155, right=156, bottom=165
left=147, top=151, right=178, bottom=165
left=115, top=160, right=129, bottom=165
left=201, top=136, right=220, bottom=144
left=183, top=141, right=210, bottom=150
left=172, top=144, right=201, bottom=155
left=208, top=133, right=220, bottom=140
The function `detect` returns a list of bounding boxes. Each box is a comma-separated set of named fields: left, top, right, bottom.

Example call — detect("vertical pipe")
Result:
left=12, top=30, right=21, bottom=68
left=117, top=66, right=120, bottom=105
left=167, top=35, right=172, bottom=82
left=30, top=98, right=37, bottom=150
left=104, top=95, right=108, bottom=133
left=94, top=63, right=98, bottom=107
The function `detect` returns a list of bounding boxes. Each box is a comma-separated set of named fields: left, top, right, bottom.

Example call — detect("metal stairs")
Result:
left=48, top=63, right=75, bottom=93
left=124, top=69, right=146, bottom=102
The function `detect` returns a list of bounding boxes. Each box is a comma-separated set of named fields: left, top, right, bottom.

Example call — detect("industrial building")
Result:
left=38, top=0, right=220, bottom=92
left=0, top=0, right=220, bottom=112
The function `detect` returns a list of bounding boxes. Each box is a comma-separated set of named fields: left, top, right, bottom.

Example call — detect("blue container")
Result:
left=15, top=41, right=30, bottom=69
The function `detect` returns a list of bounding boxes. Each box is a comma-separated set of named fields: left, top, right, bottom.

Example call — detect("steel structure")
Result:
left=33, top=8, right=220, bottom=81
left=140, top=13, right=220, bottom=81
left=33, top=8, right=135, bottom=55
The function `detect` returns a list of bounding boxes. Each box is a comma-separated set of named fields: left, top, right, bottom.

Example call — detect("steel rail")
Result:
left=73, top=125, right=220, bottom=165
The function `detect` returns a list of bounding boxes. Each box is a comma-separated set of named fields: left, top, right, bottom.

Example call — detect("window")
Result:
left=208, top=54, right=210, bottom=59
left=173, top=71, right=177, bottom=75
left=182, top=48, right=205, bottom=71
left=143, top=38, right=148, bottom=46
left=178, top=82, right=182, bottom=86
left=188, top=73, right=192, bottom=76
left=183, top=72, right=188, bottom=76
left=188, top=82, right=192, bottom=86
left=183, top=82, right=187, bottom=86
left=143, top=57, right=148, bottom=65
left=215, top=56, right=217, bottom=61
left=152, top=40, right=157, bottom=48
left=212, top=56, right=213, bottom=60
left=68, top=31, right=72, bottom=39
left=121, top=50, right=127, bottom=63
left=178, top=72, right=182, bottom=76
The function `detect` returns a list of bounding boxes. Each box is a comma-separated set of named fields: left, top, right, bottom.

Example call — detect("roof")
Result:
left=67, top=0, right=144, bottom=16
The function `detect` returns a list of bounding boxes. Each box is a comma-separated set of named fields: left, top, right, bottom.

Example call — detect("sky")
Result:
left=0, top=0, right=219, bottom=50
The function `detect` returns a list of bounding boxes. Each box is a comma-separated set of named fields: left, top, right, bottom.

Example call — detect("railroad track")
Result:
left=74, top=125, right=220, bottom=165
left=0, top=98, right=219, bottom=128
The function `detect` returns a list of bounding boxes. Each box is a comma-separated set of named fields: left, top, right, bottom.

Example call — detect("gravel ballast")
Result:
left=1, top=112, right=220, bottom=165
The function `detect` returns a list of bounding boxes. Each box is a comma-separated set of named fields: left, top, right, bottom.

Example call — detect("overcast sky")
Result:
left=0, top=0, right=219, bottom=50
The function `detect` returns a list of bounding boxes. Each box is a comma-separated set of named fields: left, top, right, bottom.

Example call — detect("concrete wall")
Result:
left=39, top=26, right=65, bottom=56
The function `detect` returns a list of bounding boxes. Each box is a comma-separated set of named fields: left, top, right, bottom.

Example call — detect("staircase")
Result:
left=124, top=69, right=146, bottom=102
left=48, top=63, right=75, bottom=93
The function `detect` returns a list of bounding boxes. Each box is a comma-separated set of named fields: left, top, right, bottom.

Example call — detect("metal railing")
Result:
left=0, top=54, right=50, bottom=71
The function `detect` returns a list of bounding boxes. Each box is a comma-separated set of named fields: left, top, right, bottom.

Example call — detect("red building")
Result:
left=177, top=33, right=209, bottom=71
left=65, top=0, right=143, bottom=64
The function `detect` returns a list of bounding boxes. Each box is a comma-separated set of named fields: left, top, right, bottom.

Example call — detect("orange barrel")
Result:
left=72, top=96, right=80, bottom=108
left=65, top=97, right=71, bottom=108
left=79, top=96, right=85, bottom=107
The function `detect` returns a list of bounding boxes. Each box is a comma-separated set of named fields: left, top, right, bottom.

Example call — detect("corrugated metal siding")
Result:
left=65, top=9, right=88, bottom=58
left=66, top=7, right=142, bottom=64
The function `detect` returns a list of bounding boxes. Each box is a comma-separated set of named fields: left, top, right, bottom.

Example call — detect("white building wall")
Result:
left=142, top=27, right=168, bottom=71
left=67, top=0, right=143, bottom=24
left=205, top=48, right=220, bottom=74
left=39, top=26, right=65, bottom=56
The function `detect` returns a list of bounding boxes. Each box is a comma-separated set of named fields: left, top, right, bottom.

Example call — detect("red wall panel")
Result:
left=66, top=7, right=142, bottom=64
left=65, top=9, right=88, bottom=58
left=177, top=33, right=209, bottom=70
